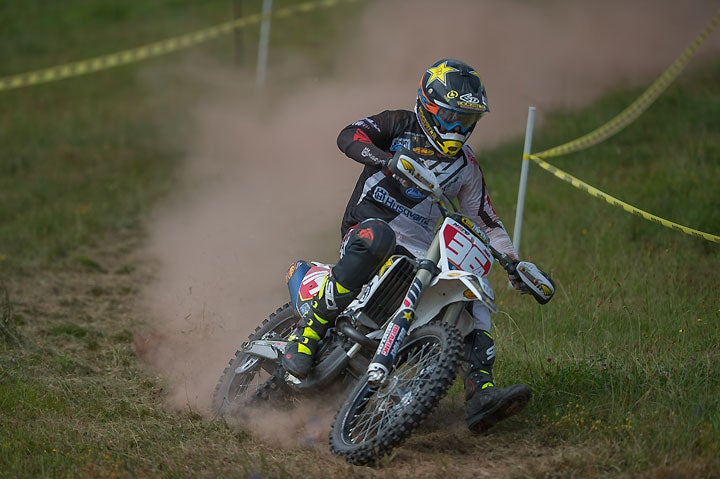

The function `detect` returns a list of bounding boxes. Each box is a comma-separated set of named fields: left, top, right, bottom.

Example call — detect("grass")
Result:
left=1, top=1, right=719, bottom=477
left=480, top=58, right=720, bottom=473
left=0, top=0, right=360, bottom=276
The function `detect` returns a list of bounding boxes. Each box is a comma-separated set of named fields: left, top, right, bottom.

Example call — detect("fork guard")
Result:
left=410, top=271, right=497, bottom=336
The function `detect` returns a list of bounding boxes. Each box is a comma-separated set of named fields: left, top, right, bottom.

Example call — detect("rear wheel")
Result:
left=211, top=303, right=298, bottom=418
left=329, top=323, right=463, bottom=465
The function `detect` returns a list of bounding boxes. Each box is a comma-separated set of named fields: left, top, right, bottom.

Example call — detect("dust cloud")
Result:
left=135, top=0, right=719, bottom=443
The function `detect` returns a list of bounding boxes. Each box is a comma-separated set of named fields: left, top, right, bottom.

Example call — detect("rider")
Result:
left=283, top=58, right=536, bottom=433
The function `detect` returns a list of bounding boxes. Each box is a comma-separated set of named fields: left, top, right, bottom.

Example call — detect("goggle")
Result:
left=419, top=90, right=483, bottom=133
left=434, top=108, right=483, bottom=133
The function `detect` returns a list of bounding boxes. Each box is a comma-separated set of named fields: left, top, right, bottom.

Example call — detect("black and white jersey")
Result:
left=337, top=109, right=517, bottom=259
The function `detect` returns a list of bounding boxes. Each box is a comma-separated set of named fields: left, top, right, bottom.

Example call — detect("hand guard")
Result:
left=510, top=261, right=556, bottom=304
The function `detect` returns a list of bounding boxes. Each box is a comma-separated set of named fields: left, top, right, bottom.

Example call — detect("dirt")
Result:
left=129, top=0, right=720, bottom=475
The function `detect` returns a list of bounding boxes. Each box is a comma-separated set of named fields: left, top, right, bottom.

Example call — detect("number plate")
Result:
left=439, top=218, right=493, bottom=276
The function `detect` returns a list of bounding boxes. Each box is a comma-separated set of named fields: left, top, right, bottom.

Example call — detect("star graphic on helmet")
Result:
left=425, top=61, right=459, bottom=87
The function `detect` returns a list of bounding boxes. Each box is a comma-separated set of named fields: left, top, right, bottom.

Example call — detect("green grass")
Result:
left=1, top=1, right=719, bottom=477
left=480, top=58, right=720, bottom=472
left=0, top=0, right=360, bottom=276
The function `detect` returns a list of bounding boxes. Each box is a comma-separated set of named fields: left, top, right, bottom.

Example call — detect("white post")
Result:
left=256, top=0, right=273, bottom=88
left=512, top=106, right=536, bottom=255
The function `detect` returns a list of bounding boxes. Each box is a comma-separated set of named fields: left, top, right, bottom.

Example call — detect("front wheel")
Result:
left=329, top=323, right=463, bottom=465
left=210, top=303, right=298, bottom=419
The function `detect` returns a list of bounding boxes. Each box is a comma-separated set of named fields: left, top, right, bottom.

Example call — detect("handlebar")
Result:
left=388, top=148, right=521, bottom=272
left=388, top=147, right=555, bottom=304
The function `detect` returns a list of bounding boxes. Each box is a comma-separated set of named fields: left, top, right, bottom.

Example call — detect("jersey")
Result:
left=336, top=109, right=517, bottom=260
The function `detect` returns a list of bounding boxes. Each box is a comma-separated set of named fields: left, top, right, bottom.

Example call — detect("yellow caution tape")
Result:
left=523, top=8, right=720, bottom=243
left=535, top=8, right=720, bottom=159
left=526, top=154, right=720, bottom=243
left=4, top=1, right=717, bottom=245
left=0, top=0, right=359, bottom=92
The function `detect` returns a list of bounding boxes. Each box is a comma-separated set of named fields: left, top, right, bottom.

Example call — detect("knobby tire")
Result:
left=210, top=303, right=298, bottom=419
left=329, top=323, right=463, bottom=465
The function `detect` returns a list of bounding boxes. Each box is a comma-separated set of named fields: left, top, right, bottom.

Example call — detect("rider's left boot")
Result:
left=282, top=275, right=356, bottom=379
left=463, top=329, right=531, bottom=433
left=465, top=381, right=531, bottom=433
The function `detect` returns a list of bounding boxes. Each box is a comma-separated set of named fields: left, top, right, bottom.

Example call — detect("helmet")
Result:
left=415, top=59, right=489, bottom=157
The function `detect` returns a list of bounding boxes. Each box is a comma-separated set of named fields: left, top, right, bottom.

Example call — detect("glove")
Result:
left=508, top=261, right=532, bottom=294
left=393, top=174, right=414, bottom=189
left=385, top=156, right=415, bottom=188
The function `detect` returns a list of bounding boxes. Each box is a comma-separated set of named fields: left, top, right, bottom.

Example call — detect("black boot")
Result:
left=282, top=275, right=355, bottom=379
left=464, top=329, right=531, bottom=433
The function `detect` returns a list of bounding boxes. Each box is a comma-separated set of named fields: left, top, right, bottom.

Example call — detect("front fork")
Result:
left=366, top=238, right=441, bottom=383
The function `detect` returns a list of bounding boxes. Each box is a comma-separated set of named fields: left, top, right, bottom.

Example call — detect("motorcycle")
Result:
left=211, top=148, right=555, bottom=465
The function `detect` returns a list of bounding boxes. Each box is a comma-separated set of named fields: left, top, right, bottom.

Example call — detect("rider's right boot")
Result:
left=282, top=275, right=356, bottom=379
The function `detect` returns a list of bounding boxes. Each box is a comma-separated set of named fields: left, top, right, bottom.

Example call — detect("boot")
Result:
left=282, top=275, right=355, bottom=379
left=464, top=329, right=531, bottom=433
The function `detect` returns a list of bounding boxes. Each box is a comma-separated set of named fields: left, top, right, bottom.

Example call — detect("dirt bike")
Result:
left=211, top=148, right=555, bottom=465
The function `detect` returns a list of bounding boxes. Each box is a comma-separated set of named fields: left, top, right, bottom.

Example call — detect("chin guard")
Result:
left=515, top=261, right=555, bottom=304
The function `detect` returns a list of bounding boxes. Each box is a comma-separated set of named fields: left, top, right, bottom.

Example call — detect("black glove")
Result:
left=393, top=174, right=413, bottom=189
left=508, top=261, right=531, bottom=294
left=385, top=155, right=415, bottom=188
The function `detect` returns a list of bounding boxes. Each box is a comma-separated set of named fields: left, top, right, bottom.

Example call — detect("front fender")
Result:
left=411, top=271, right=497, bottom=332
